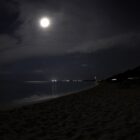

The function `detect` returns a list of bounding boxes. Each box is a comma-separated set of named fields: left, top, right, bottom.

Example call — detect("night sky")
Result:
left=0, top=0, right=140, bottom=80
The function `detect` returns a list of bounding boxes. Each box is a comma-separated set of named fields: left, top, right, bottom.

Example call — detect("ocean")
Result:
left=0, top=80, right=96, bottom=107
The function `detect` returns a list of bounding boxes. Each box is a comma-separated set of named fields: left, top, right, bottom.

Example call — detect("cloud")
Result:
left=0, top=0, right=20, bottom=34
left=0, top=35, right=18, bottom=52
left=0, top=32, right=139, bottom=64
left=68, top=32, right=140, bottom=53
left=0, top=0, right=140, bottom=63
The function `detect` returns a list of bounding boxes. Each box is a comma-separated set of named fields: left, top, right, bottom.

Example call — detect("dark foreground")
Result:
left=0, top=81, right=140, bottom=140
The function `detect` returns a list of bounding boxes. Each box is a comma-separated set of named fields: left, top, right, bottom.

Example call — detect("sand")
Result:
left=0, top=82, right=140, bottom=140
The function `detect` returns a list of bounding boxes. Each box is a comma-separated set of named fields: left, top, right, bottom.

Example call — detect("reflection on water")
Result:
left=0, top=81, right=96, bottom=105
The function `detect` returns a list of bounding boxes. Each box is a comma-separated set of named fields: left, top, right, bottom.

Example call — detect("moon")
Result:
left=40, top=17, right=50, bottom=28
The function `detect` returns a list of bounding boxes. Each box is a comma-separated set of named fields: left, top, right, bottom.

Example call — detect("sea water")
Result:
left=0, top=80, right=96, bottom=106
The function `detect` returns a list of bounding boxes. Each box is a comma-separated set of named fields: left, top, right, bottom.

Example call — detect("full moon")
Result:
left=40, top=17, right=50, bottom=28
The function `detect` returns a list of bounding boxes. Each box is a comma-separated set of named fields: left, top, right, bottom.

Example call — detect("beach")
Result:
left=0, top=81, right=140, bottom=140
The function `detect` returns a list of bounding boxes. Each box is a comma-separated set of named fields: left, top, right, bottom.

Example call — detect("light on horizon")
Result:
left=51, top=79, right=57, bottom=82
left=112, top=78, right=117, bottom=81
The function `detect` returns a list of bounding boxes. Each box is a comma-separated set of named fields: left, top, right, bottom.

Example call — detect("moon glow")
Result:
left=40, top=17, right=50, bottom=28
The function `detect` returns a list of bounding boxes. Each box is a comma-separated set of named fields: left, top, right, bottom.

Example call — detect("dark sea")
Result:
left=0, top=80, right=96, bottom=107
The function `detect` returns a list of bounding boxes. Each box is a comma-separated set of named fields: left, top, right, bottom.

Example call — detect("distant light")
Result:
left=112, top=78, right=117, bottom=81
left=128, top=77, right=140, bottom=80
left=51, top=79, right=57, bottom=82
left=66, top=80, right=70, bottom=82
left=128, top=77, right=134, bottom=80
left=94, top=76, right=97, bottom=80
left=40, top=17, right=50, bottom=28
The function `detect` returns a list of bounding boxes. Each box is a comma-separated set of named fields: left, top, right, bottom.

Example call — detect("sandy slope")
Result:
left=0, top=82, right=140, bottom=140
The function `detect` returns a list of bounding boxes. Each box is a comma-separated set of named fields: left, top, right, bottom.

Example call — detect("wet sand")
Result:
left=0, top=82, right=140, bottom=140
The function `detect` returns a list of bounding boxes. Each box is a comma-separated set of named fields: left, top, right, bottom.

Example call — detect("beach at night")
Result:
left=0, top=80, right=140, bottom=140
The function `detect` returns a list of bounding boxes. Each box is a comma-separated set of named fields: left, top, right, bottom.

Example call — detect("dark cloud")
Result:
left=0, top=32, right=139, bottom=63
left=0, top=0, right=20, bottom=34
left=70, top=32, right=140, bottom=53
left=1, top=45, right=140, bottom=80
left=0, top=34, right=18, bottom=52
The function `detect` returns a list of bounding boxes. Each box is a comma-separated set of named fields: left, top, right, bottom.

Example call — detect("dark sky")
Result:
left=0, top=0, right=140, bottom=80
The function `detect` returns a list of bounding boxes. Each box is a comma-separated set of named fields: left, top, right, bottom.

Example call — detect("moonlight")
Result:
left=40, top=17, right=50, bottom=28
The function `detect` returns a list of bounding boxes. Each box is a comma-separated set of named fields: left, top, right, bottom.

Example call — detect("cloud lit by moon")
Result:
left=40, top=17, right=50, bottom=28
